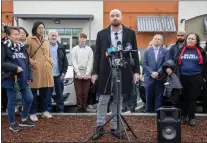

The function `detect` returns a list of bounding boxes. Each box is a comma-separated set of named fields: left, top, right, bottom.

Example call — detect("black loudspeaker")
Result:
left=157, top=107, right=181, bottom=143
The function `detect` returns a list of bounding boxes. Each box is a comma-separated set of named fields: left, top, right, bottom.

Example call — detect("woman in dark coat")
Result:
left=1, top=26, right=35, bottom=132
left=175, top=33, right=206, bottom=126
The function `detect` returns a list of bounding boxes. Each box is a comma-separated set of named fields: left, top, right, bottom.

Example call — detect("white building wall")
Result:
left=13, top=1, right=103, bottom=40
left=17, top=19, right=88, bottom=35
left=178, top=1, right=207, bottom=31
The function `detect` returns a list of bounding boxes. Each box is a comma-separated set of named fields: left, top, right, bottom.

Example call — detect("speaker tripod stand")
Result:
left=88, top=65, right=137, bottom=142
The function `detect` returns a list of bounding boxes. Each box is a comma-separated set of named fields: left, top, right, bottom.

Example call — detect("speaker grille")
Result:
left=162, top=126, right=177, bottom=140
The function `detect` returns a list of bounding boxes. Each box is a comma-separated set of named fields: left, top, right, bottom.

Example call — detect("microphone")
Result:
left=117, top=41, right=123, bottom=60
left=117, top=41, right=122, bottom=51
left=106, top=45, right=117, bottom=56
left=129, top=54, right=135, bottom=66
left=106, top=41, right=123, bottom=56
left=125, top=43, right=135, bottom=66
left=125, top=43, right=132, bottom=51
left=106, top=45, right=115, bottom=68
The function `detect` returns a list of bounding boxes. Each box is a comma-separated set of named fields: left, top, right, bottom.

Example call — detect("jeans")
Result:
left=29, top=88, right=50, bottom=114
left=123, top=83, right=137, bottom=109
left=61, top=80, right=64, bottom=93
left=6, top=85, right=33, bottom=123
left=48, top=76, right=64, bottom=112
left=2, top=88, right=7, bottom=112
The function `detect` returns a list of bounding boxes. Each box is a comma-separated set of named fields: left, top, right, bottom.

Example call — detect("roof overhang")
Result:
left=137, top=16, right=176, bottom=32
left=13, top=14, right=94, bottom=20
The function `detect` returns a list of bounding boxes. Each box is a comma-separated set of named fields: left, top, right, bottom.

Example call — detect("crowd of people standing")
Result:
left=1, top=9, right=207, bottom=134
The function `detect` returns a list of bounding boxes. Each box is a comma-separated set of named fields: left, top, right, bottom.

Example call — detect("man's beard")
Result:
left=177, top=38, right=184, bottom=43
left=111, top=21, right=121, bottom=27
left=50, top=40, right=57, bottom=44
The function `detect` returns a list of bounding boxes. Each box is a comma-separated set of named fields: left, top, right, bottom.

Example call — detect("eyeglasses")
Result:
left=20, top=32, right=26, bottom=35
left=115, top=33, right=118, bottom=40
left=37, top=27, right=45, bottom=30
left=177, top=35, right=184, bottom=37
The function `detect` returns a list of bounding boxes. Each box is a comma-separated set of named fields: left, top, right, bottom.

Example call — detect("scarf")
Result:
left=178, top=45, right=203, bottom=65
left=3, top=38, right=25, bottom=52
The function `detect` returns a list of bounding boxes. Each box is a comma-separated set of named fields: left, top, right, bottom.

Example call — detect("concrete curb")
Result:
left=2, top=113, right=207, bottom=117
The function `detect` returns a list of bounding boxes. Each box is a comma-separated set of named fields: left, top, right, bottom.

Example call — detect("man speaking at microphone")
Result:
left=91, top=9, right=140, bottom=140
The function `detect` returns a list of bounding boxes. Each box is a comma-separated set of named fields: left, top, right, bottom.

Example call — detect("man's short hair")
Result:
left=78, top=32, right=87, bottom=39
left=153, top=34, right=163, bottom=39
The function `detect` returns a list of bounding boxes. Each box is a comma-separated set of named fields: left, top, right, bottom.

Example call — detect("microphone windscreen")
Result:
left=107, top=46, right=116, bottom=54
left=117, top=41, right=121, bottom=45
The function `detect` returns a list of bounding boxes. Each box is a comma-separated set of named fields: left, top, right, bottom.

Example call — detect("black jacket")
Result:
left=1, top=41, right=32, bottom=87
left=163, top=73, right=183, bottom=98
left=57, top=42, right=69, bottom=75
left=168, top=42, right=184, bottom=61
left=93, top=25, right=140, bottom=95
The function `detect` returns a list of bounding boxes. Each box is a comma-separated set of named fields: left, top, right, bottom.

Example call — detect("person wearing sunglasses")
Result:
left=91, top=9, right=140, bottom=140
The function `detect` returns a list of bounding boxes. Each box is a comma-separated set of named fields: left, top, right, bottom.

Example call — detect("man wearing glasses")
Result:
left=91, top=9, right=140, bottom=140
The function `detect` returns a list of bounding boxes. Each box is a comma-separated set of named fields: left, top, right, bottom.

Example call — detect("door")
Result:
left=59, top=36, right=72, bottom=52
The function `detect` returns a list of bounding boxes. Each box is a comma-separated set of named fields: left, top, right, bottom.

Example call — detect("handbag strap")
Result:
left=30, top=40, right=44, bottom=58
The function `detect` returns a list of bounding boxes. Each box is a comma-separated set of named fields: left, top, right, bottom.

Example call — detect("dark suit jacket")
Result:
left=93, top=25, right=140, bottom=95
left=143, top=47, right=169, bottom=86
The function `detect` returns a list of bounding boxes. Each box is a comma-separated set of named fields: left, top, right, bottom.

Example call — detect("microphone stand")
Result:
left=88, top=52, right=137, bottom=142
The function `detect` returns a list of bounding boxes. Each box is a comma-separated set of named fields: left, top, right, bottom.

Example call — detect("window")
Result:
left=45, top=28, right=82, bottom=36
left=72, top=28, right=82, bottom=36
left=86, top=40, right=96, bottom=46
left=72, top=37, right=78, bottom=47
left=65, top=29, right=72, bottom=35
